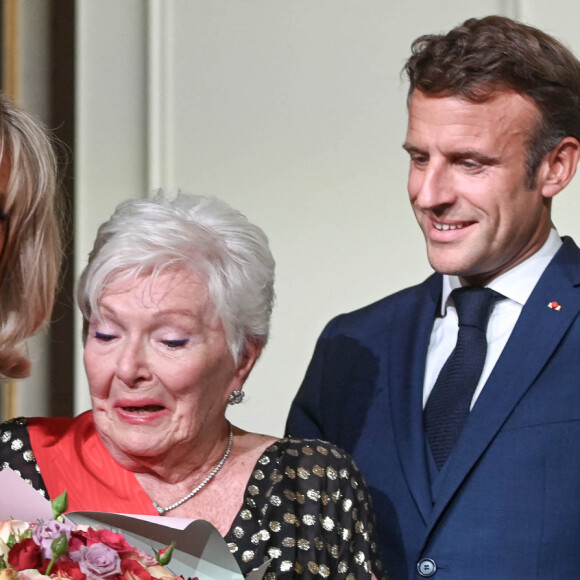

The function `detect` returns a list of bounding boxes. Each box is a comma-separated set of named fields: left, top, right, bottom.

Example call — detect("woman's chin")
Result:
left=95, top=414, right=173, bottom=462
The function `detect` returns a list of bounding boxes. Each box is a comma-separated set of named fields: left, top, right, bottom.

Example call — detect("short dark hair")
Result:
left=404, top=15, right=580, bottom=188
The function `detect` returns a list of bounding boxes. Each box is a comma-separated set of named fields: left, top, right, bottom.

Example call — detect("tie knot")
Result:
left=451, top=286, right=503, bottom=331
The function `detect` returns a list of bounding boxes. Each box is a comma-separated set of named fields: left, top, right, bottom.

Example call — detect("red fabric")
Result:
left=28, top=412, right=157, bottom=515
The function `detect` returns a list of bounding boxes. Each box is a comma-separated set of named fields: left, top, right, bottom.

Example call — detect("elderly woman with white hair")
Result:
left=0, top=193, right=386, bottom=579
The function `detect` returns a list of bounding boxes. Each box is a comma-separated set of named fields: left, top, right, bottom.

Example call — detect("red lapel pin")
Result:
left=548, top=301, right=562, bottom=311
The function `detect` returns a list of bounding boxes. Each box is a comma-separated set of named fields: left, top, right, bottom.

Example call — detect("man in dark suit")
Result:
left=286, top=16, right=580, bottom=580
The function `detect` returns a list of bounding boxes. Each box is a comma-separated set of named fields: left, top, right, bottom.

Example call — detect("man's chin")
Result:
left=426, top=254, right=482, bottom=281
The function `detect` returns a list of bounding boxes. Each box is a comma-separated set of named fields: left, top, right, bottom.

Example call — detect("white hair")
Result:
left=77, top=192, right=275, bottom=362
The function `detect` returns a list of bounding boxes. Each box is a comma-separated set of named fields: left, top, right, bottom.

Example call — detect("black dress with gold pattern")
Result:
left=0, top=419, right=387, bottom=579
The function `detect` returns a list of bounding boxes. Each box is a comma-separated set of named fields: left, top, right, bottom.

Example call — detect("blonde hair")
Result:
left=0, top=93, right=62, bottom=378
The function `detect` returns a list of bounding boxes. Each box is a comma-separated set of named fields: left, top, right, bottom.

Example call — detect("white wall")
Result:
left=74, top=0, right=580, bottom=436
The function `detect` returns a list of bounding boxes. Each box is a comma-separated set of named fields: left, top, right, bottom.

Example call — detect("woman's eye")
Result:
left=162, top=339, right=189, bottom=348
left=95, top=332, right=116, bottom=342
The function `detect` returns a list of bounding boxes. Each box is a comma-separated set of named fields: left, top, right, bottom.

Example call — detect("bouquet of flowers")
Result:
left=0, top=492, right=196, bottom=580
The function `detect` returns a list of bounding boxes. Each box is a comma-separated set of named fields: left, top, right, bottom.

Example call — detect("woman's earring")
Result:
left=228, top=390, right=245, bottom=405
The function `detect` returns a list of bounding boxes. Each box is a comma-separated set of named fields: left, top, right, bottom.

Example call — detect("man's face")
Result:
left=404, top=89, right=553, bottom=286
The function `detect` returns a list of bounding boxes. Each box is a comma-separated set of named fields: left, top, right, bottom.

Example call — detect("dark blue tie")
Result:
left=424, top=286, right=503, bottom=469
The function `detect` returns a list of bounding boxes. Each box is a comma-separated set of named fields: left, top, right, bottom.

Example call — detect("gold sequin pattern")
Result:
left=253, top=469, right=265, bottom=480
left=233, top=526, right=244, bottom=538
left=297, top=467, right=310, bottom=479
left=297, top=538, right=310, bottom=551
left=11, top=439, right=23, bottom=451
left=222, top=437, right=386, bottom=579
left=312, top=465, right=325, bottom=477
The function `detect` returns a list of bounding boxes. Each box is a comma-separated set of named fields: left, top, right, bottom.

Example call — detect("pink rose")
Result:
left=33, top=520, right=74, bottom=559
left=70, top=543, right=121, bottom=580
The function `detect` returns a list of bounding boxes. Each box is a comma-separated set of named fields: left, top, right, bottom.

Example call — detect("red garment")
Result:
left=28, top=411, right=157, bottom=515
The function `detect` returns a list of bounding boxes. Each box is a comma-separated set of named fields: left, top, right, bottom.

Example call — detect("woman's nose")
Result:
left=115, top=339, right=152, bottom=387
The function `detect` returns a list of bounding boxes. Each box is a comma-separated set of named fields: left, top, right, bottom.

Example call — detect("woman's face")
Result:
left=84, top=269, right=258, bottom=467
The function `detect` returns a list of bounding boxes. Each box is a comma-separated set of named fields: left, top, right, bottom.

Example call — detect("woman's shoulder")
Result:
left=0, top=417, right=48, bottom=497
left=258, top=437, right=363, bottom=476
left=0, top=416, right=31, bottom=451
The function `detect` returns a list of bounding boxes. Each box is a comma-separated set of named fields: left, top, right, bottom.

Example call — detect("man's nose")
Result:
left=412, top=163, right=455, bottom=209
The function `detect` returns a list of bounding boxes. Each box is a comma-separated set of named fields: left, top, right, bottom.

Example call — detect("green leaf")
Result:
left=51, top=490, right=68, bottom=519
left=45, top=534, right=69, bottom=576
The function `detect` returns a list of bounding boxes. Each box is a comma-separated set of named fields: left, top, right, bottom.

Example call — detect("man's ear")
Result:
left=540, top=136, right=580, bottom=199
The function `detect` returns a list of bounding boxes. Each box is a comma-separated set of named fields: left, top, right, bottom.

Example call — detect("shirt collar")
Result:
left=439, top=228, right=562, bottom=315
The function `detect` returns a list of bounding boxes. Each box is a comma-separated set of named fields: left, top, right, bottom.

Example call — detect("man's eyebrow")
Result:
left=449, top=150, right=501, bottom=165
left=402, top=143, right=424, bottom=154
left=402, top=143, right=500, bottom=165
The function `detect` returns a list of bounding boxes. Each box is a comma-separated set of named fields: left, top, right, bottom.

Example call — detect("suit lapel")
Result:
left=389, top=274, right=441, bottom=523
left=425, top=237, right=580, bottom=532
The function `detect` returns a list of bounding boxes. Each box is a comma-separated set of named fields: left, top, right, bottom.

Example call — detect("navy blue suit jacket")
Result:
left=286, top=236, right=580, bottom=580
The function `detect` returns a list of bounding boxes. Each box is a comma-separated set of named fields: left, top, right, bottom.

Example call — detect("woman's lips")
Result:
left=121, top=404, right=164, bottom=412
left=114, top=400, right=168, bottom=423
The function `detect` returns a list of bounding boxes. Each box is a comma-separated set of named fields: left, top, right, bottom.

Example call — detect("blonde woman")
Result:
left=0, top=93, right=61, bottom=378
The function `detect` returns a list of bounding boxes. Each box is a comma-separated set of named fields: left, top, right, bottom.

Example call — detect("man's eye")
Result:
left=410, top=154, right=428, bottom=166
left=162, top=339, right=189, bottom=348
left=95, top=332, right=116, bottom=342
left=460, top=159, right=481, bottom=170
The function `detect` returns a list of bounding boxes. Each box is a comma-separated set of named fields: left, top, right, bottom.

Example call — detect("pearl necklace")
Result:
left=152, top=423, right=234, bottom=515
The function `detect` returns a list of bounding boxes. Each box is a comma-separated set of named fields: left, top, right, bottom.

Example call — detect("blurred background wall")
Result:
left=3, top=0, right=580, bottom=436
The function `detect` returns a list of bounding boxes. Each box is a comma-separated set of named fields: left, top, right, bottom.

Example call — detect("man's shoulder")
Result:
left=322, top=273, right=441, bottom=335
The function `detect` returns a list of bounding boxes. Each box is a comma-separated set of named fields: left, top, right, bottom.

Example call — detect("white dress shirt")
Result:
left=423, top=228, right=562, bottom=409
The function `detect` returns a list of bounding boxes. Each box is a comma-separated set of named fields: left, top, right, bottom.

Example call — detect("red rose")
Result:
left=69, top=530, right=89, bottom=553
left=121, top=559, right=153, bottom=580
left=85, top=528, right=132, bottom=553
left=8, top=538, right=42, bottom=571
left=50, top=560, right=86, bottom=580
